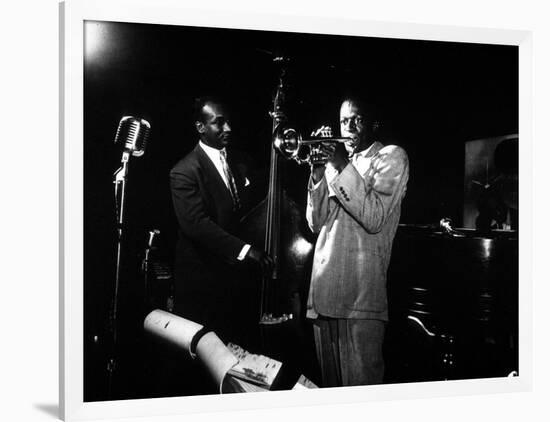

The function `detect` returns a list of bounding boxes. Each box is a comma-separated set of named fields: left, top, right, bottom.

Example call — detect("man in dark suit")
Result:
left=170, top=97, right=272, bottom=347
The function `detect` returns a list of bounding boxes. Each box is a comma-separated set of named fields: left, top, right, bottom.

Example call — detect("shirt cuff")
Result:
left=237, top=244, right=251, bottom=261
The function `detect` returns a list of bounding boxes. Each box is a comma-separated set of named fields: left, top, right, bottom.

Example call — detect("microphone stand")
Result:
left=141, top=229, right=159, bottom=312
left=108, top=149, right=131, bottom=398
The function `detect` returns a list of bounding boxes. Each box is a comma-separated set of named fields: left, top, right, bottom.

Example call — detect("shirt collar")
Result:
left=199, top=140, right=226, bottom=161
left=354, top=140, right=383, bottom=159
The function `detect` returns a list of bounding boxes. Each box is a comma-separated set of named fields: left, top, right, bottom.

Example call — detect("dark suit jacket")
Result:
left=170, top=143, right=255, bottom=342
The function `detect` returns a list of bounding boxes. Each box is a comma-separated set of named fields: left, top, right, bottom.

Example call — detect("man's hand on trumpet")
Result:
left=310, top=125, right=350, bottom=183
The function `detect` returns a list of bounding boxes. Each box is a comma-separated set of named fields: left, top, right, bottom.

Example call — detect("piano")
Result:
left=385, top=224, right=518, bottom=382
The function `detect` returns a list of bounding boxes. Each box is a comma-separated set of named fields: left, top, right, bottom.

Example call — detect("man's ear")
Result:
left=195, top=121, right=205, bottom=134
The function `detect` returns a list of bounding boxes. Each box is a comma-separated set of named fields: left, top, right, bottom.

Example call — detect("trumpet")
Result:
left=273, top=125, right=353, bottom=165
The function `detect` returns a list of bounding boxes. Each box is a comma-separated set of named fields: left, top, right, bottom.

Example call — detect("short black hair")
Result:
left=192, top=96, right=223, bottom=123
left=340, top=97, right=374, bottom=116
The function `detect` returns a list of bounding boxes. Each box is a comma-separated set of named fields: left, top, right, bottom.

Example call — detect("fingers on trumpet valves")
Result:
left=321, top=126, right=333, bottom=137
left=311, top=125, right=333, bottom=138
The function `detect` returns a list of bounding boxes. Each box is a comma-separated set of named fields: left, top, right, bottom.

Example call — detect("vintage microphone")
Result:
left=112, top=116, right=150, bottom=326
left=115, top=116, right=150, bottom=157
left=109, top=116, right=151, bottom=398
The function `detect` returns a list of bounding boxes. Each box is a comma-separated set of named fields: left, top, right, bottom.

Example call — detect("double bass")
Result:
left=239, top=59, right=316, bottom=372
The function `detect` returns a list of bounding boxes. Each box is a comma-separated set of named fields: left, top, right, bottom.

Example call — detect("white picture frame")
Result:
left=60, top=0, right=532, bottom=420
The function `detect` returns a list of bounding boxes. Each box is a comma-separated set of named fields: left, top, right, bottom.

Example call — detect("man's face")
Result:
left=196, top=102, right=231, bottom=150
left=339, top=100, right=368, bottom=155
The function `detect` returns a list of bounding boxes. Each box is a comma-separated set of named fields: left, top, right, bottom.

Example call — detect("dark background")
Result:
left=83, top=21, right=518, bottom=400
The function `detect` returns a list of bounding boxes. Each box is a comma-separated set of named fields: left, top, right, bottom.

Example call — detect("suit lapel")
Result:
left=365, top=141, right=384, bottom=158
left=353, top=141, right=385, bottom=177
left=194, top=143, right=234, bottom=206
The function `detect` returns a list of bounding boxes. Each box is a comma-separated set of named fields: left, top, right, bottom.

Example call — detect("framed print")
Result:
left=60, top=0, right=532, bottom=420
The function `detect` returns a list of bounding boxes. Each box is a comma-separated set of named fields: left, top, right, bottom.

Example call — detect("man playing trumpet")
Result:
left=305, top=98, right=409, bottom=387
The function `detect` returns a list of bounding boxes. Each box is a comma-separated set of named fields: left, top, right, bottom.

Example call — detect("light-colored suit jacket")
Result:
left=306, top=141, right=409, bottom=321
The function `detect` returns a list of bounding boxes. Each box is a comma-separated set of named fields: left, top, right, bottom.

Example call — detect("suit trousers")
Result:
left=312, top=316, right=386, bottom=387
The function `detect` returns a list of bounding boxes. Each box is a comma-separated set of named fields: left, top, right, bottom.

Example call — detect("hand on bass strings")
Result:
left=245, top=246, right=274, bottom=276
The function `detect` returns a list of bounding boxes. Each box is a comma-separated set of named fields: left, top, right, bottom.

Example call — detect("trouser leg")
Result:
left=339, top=318, right=386, bottom=386
left=312, top=318, right=341, bottom=387
left=312, top=317, right=386, bottom=387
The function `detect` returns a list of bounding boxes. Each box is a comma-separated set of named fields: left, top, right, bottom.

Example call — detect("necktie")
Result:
left=219, top=149, right=241, bottom=210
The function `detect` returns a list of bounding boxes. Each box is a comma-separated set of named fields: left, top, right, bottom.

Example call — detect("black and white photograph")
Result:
left=10, top=0, right=550, bottom=421
left=81, top=18, right=520, bottom=403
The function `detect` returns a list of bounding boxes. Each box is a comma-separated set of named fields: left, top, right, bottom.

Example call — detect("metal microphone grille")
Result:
left=114, top=116, right=151, bottom=157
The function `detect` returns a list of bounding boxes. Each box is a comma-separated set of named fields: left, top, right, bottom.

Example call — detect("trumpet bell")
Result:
left=273, top=126, right=302, bottom=160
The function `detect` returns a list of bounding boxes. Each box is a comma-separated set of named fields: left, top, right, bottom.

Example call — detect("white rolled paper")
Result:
left=195, top=332, right=241, bottom=394
left=144, top=309, right=203, bottom=353
left=143, top=309, right=239, bottom=392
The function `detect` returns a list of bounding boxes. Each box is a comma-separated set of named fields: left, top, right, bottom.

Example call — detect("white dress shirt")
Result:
left=199, top=141, right=250, bottom=261
left=199, top=141, right=232, bottom=189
